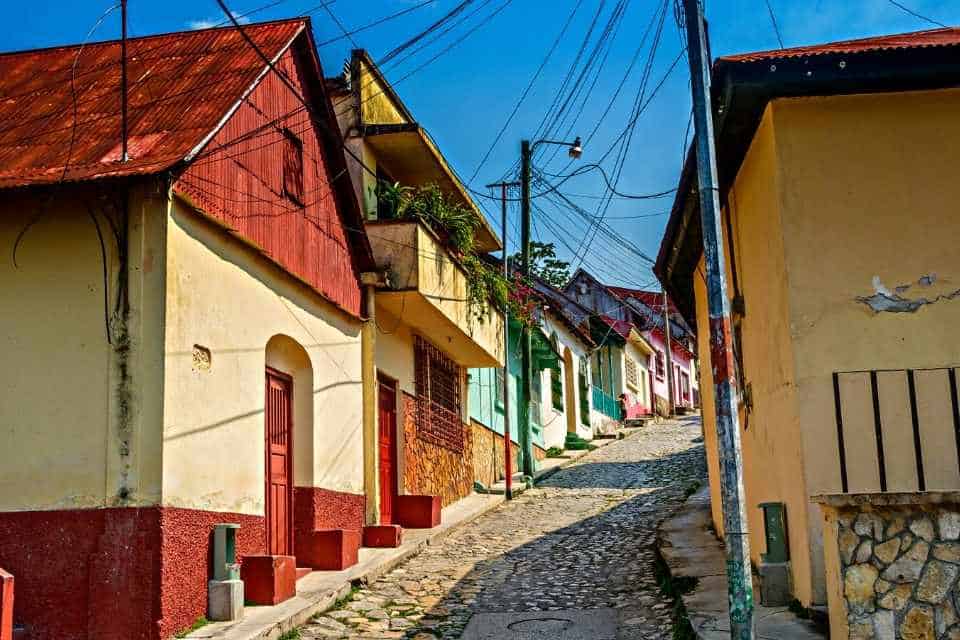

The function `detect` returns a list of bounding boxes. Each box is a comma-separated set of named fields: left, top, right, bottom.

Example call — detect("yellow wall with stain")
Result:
left=161, top=199, right=365, bottom=516
left=693, top=88, right=960, bottom=608
left=0, top=183, right=166, bottom=511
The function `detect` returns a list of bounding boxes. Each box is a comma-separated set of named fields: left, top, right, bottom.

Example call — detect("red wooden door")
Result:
left=378, top=380, right=398, bottom=524
left=265, top=368, right=293, bottom=556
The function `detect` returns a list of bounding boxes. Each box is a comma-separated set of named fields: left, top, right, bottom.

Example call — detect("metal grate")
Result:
left=414, top=335, right=464, bottom=453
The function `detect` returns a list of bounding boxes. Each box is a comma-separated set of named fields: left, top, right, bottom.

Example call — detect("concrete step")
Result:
left=295, top=568, right=311, bottom=581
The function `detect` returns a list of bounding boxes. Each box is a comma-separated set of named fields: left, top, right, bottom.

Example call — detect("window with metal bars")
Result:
left=414, top=335, right=464, bottom=452
left=579, top=356, right=590, bottom=425
left=625, top=357, right=639, bottom=390
left=551, top=367, right=563, bottom=412
left=655, top=351, right=666, bottom=380
left=495, top=368, right=505, bottom=409
left=281, top=129, right=304, bottom=206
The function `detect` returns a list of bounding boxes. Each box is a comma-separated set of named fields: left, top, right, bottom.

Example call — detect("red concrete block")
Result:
left=295, top=529, right=360, bottom=571
left=363, top=525, right=403, bottom=548
left=0, top=569, right=13, bottom=640
left=240, top=555, right=296, bottom=606
left=394, top=495, right=442, bottom=529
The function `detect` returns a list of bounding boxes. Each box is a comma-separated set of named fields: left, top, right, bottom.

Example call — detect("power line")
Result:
left=763, top=0, right=785, bottom=49
left=885, top=0, right=948, bottom=28
left=467, top=0, right=585, bottom=184
left=315, top=0, right=438, bottom=47
left=317, top=0, right=359, bottom=49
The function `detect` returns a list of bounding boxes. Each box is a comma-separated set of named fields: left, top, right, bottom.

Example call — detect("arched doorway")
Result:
left=265, top=335, right=313, bottom=556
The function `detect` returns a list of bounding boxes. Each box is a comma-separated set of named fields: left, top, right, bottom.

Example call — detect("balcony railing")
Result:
left=592, top=386, right=622, bottom=420
left=833, top=367, right=960, bottom=494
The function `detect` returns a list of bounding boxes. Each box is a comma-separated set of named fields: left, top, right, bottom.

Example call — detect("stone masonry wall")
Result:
left=471, top=421, right=547, bottom=488
left=402, top=393, right=475, bottom=507
left=838, top=504, right=960, bottom=639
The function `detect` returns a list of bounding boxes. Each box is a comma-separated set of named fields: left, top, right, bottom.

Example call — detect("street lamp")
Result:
left=516, top=135, right=583, bottom=477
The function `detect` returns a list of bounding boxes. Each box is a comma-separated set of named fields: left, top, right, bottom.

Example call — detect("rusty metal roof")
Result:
left=720, top=26, right=960, bottom=63
left=0, top=19, right=305, bottom=189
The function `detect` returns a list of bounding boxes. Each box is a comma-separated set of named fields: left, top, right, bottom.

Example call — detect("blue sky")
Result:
left=4, top=0, right=959, bottom=288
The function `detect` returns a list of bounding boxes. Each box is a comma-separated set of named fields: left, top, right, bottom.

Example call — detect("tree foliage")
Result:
left=509, top=241, right=571, bottom=288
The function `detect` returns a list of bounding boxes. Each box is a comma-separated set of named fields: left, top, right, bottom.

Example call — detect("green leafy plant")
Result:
left=174, top=617, right=209, bottom=638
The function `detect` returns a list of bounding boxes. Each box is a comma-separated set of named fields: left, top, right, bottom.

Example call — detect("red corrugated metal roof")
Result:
left=605, top=286, right=679, bottom=316
left=721, top=26, right=960, bottom=63
left=0, top=19, right=305, bottom=189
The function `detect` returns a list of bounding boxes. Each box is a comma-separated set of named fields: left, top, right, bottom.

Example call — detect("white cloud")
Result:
left=187, top=11, right=250, bottom=30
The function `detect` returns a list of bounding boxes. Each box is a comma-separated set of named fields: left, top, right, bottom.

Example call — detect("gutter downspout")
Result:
left=360, top=272, right=382, bottom=525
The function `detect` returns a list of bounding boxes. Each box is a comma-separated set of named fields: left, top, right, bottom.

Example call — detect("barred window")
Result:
left=414, top=336, right=463, bottom=452
left=625, top=357, right=639, bottom=389
left=551, top=366, right=563, bottom=412
left=655, top=351, right=666, bottom=380
left=579, top=356, right=590, bottom=425
left=495, top=368, right=505, bottom=408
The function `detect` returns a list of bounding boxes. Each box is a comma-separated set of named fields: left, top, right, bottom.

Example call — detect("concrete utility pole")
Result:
left=680, top=0, right=755, bottom=637
left=663, top=289, right=675, bottom=415
left=520, top=137, right=581, bottom=478
left=518, top=141, right=535, bottom=478
left=486, top=180, right=520, bottom=499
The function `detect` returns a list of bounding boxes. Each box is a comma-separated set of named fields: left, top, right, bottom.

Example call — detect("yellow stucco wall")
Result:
left=161, top=200, right=364, bottom=516
left=694, top=89, right=960, bottom=609
left=358, top=58, right=408, bottom=126
left=773, top=88, right=960, bottom=603
left=0, top=183, right=166, bottom=511
left=694, top=107, right=814, bottom=604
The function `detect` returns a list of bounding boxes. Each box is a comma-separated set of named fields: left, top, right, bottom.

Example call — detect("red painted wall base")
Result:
left=0, top=507, right=264, bottom=640
left=394, top=496, right=441, bottom=529
left=240, top=556, right=296, bottom=606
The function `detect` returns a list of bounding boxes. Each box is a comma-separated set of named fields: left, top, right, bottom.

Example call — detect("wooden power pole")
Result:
left=680, top=0, right=755, bottom=637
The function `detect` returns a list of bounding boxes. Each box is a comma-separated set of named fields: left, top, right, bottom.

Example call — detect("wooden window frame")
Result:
left=282, top=128, right=304, bottom=207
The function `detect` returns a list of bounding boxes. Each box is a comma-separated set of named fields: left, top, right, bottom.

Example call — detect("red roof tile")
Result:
left=0, top=19, right=305, bottom=189
left=721, top=26, right=960, bottom=63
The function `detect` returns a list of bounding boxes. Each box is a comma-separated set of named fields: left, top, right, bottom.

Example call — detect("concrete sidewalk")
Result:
left=186, top=431, right=640, bottom=640
left=657, top=487, right=824, bottom=640
left=186, top=494, right=503, bottom=640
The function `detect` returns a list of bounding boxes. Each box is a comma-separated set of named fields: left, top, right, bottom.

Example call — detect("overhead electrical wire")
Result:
left=763, top=0, right=785, bottom=48
left=466, top=0, right=586, bottom=184
left=884, top=0, right=948, bottom=28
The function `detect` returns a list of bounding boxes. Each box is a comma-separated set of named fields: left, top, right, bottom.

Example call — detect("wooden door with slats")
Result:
left=265, top=368, right=294, bottom=556
left=378, top=379, right=398, bottom=524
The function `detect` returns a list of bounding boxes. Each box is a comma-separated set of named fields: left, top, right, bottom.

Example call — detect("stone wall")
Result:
left=835, top=502, right=960, bottom=639
left=402, top=393, right=475, bottom=507
left=471, top=421, right=547, bottom=488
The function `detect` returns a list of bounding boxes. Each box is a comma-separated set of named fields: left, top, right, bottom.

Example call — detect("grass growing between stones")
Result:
left=174, top=617, right=209, bottom=638
left=653, top=547, right=698, bottom=640
left=277, top=629, right=301, bottom=640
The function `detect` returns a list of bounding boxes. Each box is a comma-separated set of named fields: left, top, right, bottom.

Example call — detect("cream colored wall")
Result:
left=162, top=200, right=364, bottom=516
left=0, top=183, right=166, bottom=511
left=769, top=88, right=960, bottom=603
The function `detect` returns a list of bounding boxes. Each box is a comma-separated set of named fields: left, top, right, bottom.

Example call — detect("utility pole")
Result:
left=120, top=0, right=129, bottom=163
left=486, top=180, right=520, bottom=499
left=518, top=141, right=535, bottom=478
left=519, top=136, right=581, bottom=479
left=663, top=289, right=675, bottom=415
left=681, top=0, right=754, bottom=637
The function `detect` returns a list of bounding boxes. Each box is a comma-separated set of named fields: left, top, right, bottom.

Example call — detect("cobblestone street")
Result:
left=299, top=416, right=706, bottom=639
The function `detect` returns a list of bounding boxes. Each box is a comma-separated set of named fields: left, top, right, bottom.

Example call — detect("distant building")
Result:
left=564, top=270, right=698, bottom=416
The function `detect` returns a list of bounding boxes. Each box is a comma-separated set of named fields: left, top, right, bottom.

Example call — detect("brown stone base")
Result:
left=402, top=393, right=475, bottom=507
